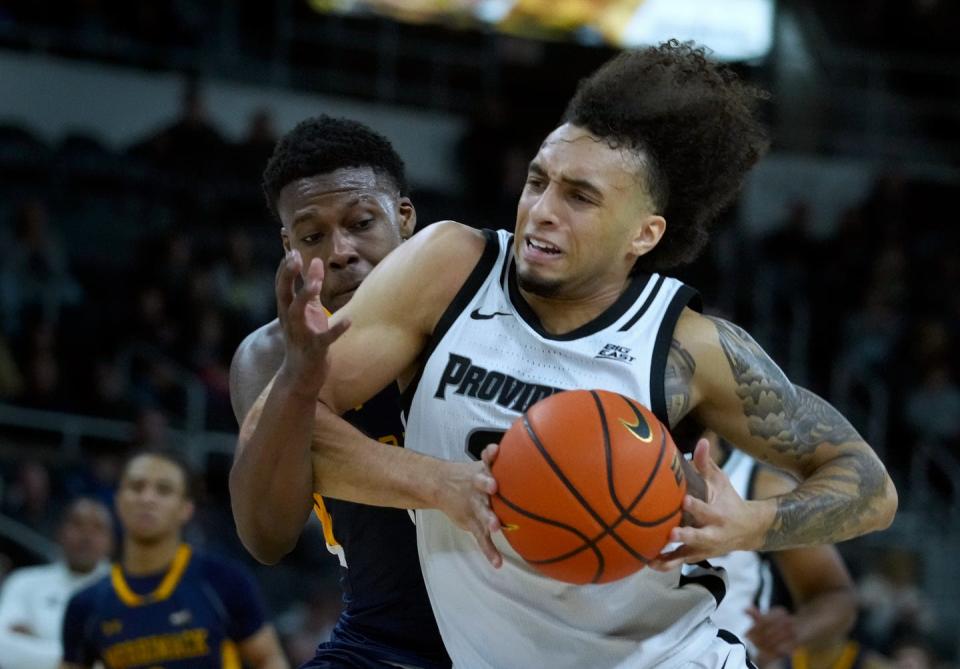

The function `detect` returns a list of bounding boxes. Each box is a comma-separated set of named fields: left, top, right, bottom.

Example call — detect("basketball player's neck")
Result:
left=520, top=277, right=628, bottom=336
left=123, top=533, right=183, bottom=575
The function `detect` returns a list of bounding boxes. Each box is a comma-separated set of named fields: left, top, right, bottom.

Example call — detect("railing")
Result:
left=0, top=512, right=59, bottom=563
left=0, top=403, right=236, bottom=467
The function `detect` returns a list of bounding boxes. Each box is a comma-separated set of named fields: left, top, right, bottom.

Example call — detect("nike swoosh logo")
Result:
left=618, top=399, right=653, bottom=443
left=470, top=308, right=512, bottom=320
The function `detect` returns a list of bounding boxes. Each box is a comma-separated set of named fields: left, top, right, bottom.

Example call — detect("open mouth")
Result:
left=525, top=236, right=562, bottom=255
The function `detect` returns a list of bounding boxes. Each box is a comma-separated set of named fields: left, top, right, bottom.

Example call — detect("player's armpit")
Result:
left=678, top=310, right=897, bottom=552
left=236, top=625, right=289, bottom=669
left=664, top=338, right=700, bottom=428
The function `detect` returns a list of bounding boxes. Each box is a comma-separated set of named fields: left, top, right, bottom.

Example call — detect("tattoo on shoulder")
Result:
left=665, top=339, right=696, bottom=428
left=709, top=317, right=862, bottom=459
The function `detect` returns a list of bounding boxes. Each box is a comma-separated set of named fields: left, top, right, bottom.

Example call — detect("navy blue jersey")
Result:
left=62, top=545, right=266, bottom=668
left=311, top=383, right=449, bottom=668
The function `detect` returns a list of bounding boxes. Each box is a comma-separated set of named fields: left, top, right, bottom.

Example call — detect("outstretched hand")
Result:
left=435, top=443, right=503, bottom=568
left=746, top=605, right=801, bottom=663
left=649, top=439, right=762, bottom=571
left=275, top=250, right=350, bottom=395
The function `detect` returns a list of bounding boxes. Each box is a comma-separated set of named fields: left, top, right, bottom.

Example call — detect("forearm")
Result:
left=758, top=444, right=896, bottom=551
left=311, top=400, right=449, bottom=509
left=230, top=366, right=316, bottom=564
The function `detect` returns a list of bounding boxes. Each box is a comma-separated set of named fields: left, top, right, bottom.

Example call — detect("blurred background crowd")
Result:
left=0, top=0, right=958, bottom=667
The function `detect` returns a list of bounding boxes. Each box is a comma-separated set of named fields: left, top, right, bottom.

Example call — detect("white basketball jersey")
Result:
left=404, top=230, right=727, bottom=669
left=709, top=449, right=773, bottom=654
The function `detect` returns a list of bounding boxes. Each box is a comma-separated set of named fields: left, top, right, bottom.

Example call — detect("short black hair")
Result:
left=262, top=115, right=408, bottom=221
left=121, top=448, right=197, bottom=500
left=563, top=40, right=770, bottom=272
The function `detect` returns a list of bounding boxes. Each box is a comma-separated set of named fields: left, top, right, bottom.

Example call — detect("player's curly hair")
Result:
left=563, top=40, right=770, bottom=271
left=262, top=115, right=408, bottom=221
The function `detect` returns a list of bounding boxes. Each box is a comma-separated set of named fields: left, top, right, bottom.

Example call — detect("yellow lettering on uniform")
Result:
left=378, top=434, right=400, bottom=447
left=103, top=628, right=210, bottom=668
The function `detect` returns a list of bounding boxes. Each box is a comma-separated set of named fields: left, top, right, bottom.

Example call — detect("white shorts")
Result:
left=676, top=630, right=755, bottom=669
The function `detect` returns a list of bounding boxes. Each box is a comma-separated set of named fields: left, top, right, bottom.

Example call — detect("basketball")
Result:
left=490, top=389, right=687, bottom=585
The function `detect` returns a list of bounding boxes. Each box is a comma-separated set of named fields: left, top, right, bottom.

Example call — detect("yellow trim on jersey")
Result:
left=110, top=544, right=192, bottom=607
left=221, top=639, right=241, bottom=669
left=792, top=641, right=860, bottom=669
left=312, top=494, right=341, bottom=548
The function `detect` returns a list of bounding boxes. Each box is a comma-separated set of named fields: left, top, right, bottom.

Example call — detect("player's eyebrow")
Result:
left=291, top=196, right=363, bottom=228
left=528, top=161, right=604, bottom=201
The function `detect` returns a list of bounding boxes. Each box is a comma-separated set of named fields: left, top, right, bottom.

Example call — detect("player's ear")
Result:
left=180, top=499, right=195, bottom=525
left=630, top=214, right=666, bottom=259
left=398, top=197, right=416, bottom=240
left=280, top=226, right=291, bottom=253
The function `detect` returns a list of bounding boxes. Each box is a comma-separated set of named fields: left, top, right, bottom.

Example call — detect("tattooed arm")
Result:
left=660, top=309, right=896, bottom=561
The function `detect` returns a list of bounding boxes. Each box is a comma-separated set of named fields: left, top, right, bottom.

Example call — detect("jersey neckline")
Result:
left=505, top=253, right=652, bottom=342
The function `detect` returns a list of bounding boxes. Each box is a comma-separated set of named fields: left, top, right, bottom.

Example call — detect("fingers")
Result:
left=693, top=438, right=721, bottom=479
left=649, top=545, right=693, bottom=572
left=318, top=316, right=351, bottom=346
left=481, top=443, right=499, bottom=469
left=276, top=250, right=302, bottom=319
left=681, top=494, right=713, bottom=527
left=474, top=525, right=503, bottom=568
left=474, top=468, right=497, bottom=496
left=293, top=256, right=324, bottom=312
left=471, top=481, right=502, bottom=568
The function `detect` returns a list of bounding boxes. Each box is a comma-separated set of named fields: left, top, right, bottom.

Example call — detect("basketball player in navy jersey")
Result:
left=61, top=449, right=286, bottom=669
left=229, top=117, right=450, bottom=669
left=233, top=41, right=897, bottom=668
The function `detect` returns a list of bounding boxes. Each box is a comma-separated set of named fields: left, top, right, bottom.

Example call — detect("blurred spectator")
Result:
left=133, top=79, right=226, bottom=184
left=213, top=230, right=275, bottom=329
left=130, top=407, right=171, bottom=450
left=76, top=357, right=136, bottom=421
left=0, top=334, right=24, bottom=400
left=18, top=350, right=66, bottom=411
left=904, top=363, right=960, bottom=444
left=890, top=635, right=939, bottom=669
left=188, top=306, right=235, bottom=428
left=0, top=201, right=82, bottom=336
left=234, top=108, right=279, bottom=182
left=858, top=550, right=937, bottom=654
left=3, top=460, right=58, bottom=536
left=837, top=287, right=905, bottom=379
left=130, top=285, right=180, bottom=354
left=0, top=498, right=112, bottom=669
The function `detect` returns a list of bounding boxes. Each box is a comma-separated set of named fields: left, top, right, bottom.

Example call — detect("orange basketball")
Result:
left=490, top=389, right=687, bottom=585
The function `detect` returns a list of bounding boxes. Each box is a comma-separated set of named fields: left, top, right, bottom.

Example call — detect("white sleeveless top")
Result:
left=709, top=449, right=773, bottom=654
left=403, top=230, right=726, bottom=668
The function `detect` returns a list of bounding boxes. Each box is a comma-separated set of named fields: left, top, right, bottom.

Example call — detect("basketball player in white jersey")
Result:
left=700, top=428, right=857, bottom=666
left=232, top=41, right=897, bottom=668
